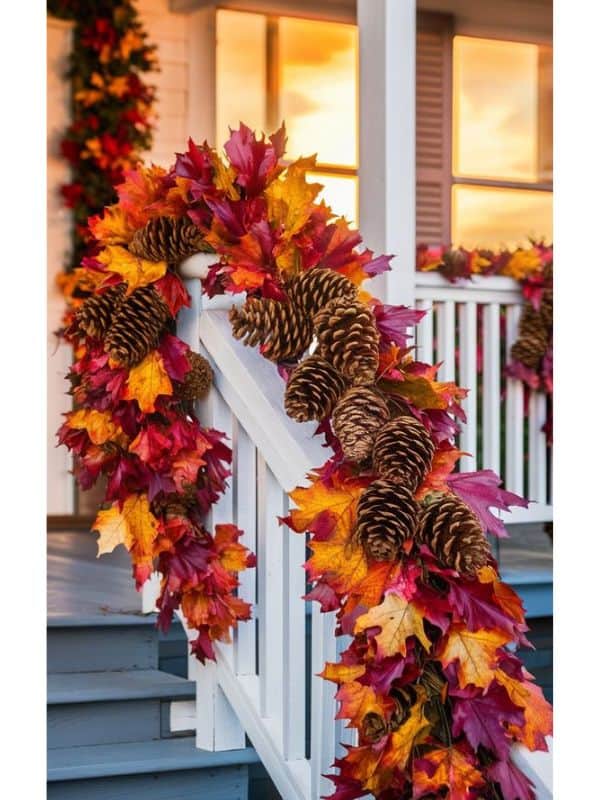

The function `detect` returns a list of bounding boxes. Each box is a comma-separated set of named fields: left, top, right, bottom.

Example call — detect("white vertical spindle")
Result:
left=483, top=304, right=501, bottom=475
left=335, top=634, right=356, bottom=759
left=505, top=305, right=524, bottom=495
left=257, top=456, right=284, bottom=747
left=416, top=300, right=434, bottom=364
left=233, top=419, right=257, bottom=676
left=528, top=392, right=548, bottom=504
left=311, top=610, right=337, bottom=799
left=282, top=498, right=307, bottom=761
left=436, top=300, right=456, bottom=381
left=459, top=302, right=478, bottom=471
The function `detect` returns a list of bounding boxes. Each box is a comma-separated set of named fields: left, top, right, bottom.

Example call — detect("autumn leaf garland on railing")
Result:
left=48, top=0, right=157, bottom=275
left=58, top=123, right=552, bottom=799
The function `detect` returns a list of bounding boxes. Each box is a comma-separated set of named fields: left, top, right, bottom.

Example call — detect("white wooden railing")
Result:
left=143, top=256, right=552, bottom=799
left=415, top=272, right=552, bottom=525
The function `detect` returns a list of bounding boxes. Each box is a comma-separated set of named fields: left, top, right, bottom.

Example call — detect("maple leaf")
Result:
left=66, top=408, right=127, bottom=447
left=224, top=122, right=286, bottom=195
left=115, top=164, right=168, bottom=228
left=495, top=672, right=553, bottom=750
left=153, top=272, right=191, bottom=317
left=92, top=494, right=159, bottom=586
left=451, top=683, right=524, bottom=758
left=124, top=351, right=173, bottom=413
left=305, top=510, right=370, bottom=599
left=266, top=155, right=322, bottom=245
left=96, top=245, right=167, bottom=295
left=439, top=624, right=510, bottom=688
left=415, top=445, right=464, bottom=499
left=372, top=303, right=426, bottom=349
left=336, top=681, right=387, bottom=728
left=486, top=758, right=536, bottom=800
left=288, top=472, right=363, bottom=534
left=321, top=663, right=366, bottom=685
left=354, top=592, right=431, bottom=659
left=446, top=470, right=528, bottom=538
left=214, top=523, right=255, bottom=573
left=89, top=205, right=135, bottom=245
left=412, top=747, right=484, bottom=800
left=445, top=571, right=526, bottom=640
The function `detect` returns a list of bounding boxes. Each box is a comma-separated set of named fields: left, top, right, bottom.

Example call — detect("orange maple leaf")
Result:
left=336, top=681, right=388, bottom=728
left=96, top=245, right=167, bottom=295
left=89, top=205, right=136, bottom=245
left=124, top=351, right=173, bottom=413
left=354, top=591, right=431, bottom=659
left=415, top=446, right=465, bottom=499
left=266, top=155, right=322, bottom=246
left=66, top=408, right=128, bottom=447
left=412, top=747, right=485, bottom=800
left=320, top=662, right=366, bottom=685
left=289, top=473, right=363, bottom=534
left=438, top=624, right=510, bottom=689
left=214, top=524, right=253, bottom=573
left=495, top=671, right=553, bottom=750
left=477, top=566, right=526, bottom=624
left=93, top=494, right=158, bottom=580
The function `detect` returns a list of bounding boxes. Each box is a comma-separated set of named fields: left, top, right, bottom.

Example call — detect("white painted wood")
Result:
left=513, top=738, right=553, bottom=799
left=194, top=657, right=247, bottom=751
left=178, top=251, right=217, bottom=280
left=436, top=300, right=456, bottom=381
left=482, top=303, right=501, bottom=476
left=358, top=0, right=416, bottom=306
left=141, top=571, right=161, bottom=613
left=505, top=305, right=525, bottom=495
left=170, top=699, right=196, bottom=732
left=415, top=299, right=434, bottom=364
left=47, top=17, right=75, bottom=515
left=528, top=391, right=548, bottom=505
left=458, top=301, right=478, bottom=471
left=310, top=610, right=337, bottom=799
left=416, top=271, right=523, bottom=301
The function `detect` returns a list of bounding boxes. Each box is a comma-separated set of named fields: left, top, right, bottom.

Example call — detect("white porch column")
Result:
left=358, top=0, right=416, bottom=307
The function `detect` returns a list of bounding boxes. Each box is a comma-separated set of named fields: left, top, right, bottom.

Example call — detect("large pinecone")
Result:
left=416, top=494, right=490, bottom=576
left=540, top=288, right=553, bottom=330
left=129, top=216, right=212, bottom=263
left=355, top=480, right=420, bottom=562
left=179, top=352, right=213, bottom=401
left=286, top=268, right=357, bottom=317
left=331, top=386, right=390, bottom=462
left=518, top=304, right=547, bottom=341
left=510, top=334, right=547, bottom=369
left=104, top=286, right=171, bottom=367
left=229, top=297, right=312, bottom=362
left=372, top=416, right=435, bottom=491
left=314, top=297, right=380, bottom=384
left=76, top=284, right=126, bottom=339
left=284, top=355, right=347, bottom=422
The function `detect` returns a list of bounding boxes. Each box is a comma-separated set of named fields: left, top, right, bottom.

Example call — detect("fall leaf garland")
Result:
left=58, top=123, right=552, bottom=798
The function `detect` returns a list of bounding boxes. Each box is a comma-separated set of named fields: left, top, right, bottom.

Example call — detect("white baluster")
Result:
left=282, top=498, right=307, bottom=761
left=416, top=299, right=434, bottom=364
left=257, top=456, right=285, bottom=747
left=458, top=302, right=478, bottom=471
left=505, top=305, right=524, bottom=495
left=483, top=304, right=501, bottom=475
left=436, top=300, right=456, bottom=382
left=311, top=610, right=337, bottom=799
left=528, top=392, right=548, bottom=505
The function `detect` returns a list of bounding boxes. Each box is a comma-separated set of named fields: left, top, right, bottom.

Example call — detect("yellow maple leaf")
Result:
left=124, top=351, right=173, bottom=413
left=320, top=662, right=366, bottom=684
left=67, top=409, right=128, bottom=447
left=495, top=671, right=553, bottom=750
left=93, top=494, right=158, bottom=571
left=336, top=681, right=386, bottom=728
left=97, top=245, right=167, bottom=294
left=503, top=248, right=542, bottom=280
left=412, top=747, right=484, bottom=800
left=439, top=624, right=510, bottom=689
left=266, top=155, right=322, bottom=241
left=289, top=473, right=362, bottom=534
left=354, top=592, right=431, bottom=659
left=209, top=150, right=240, bottom=200
left=89, top=205, right=136, bottom=245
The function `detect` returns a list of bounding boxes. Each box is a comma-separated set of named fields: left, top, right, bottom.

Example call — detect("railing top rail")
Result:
left=199, top=309, right=326, bottom=492
left=415, top=271, right=524, bottom=294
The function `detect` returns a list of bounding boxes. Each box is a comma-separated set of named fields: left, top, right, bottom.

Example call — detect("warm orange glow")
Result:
left=452, top=185, right=552, bottom=250
left=309, top=172, right=358, bottom=224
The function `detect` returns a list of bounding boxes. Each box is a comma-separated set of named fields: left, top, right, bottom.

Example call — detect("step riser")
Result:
left=48, top=699, right=190, bottom=748
left=47, top=765, right=249, bottom=800
left=48, top=626, right=158, bottom=673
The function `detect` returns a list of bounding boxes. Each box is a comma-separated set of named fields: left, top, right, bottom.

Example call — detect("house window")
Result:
left=216, top=9, right=358, bottom=223
left=451, top=36, right=553, bottom=249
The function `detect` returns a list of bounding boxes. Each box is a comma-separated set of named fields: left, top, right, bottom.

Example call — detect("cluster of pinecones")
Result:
left=75, top=216, right=213, bottom=401
left=510, top=271, right=553, bottom=370
left=230, top=267, right=490, bottom=576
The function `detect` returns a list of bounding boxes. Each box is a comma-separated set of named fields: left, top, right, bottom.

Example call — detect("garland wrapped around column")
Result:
left=58, top=124, right=552, bottom=799
left=48, top=0, right=157, bottom=274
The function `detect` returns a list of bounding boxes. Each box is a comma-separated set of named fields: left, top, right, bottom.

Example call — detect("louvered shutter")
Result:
left=416, top=12, right=453, bottom=247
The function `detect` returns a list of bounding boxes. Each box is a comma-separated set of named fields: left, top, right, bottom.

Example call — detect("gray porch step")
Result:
left=47, top=737, right=260, bottom=782
left=48, top=624, right=159, bottom=673
left=48, top=669, right=194, bottom=704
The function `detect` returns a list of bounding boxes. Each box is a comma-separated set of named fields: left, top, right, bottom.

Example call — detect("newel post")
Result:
left=358, top=0, right=417, bottom=307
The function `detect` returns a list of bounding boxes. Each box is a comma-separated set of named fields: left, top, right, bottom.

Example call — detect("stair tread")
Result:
left=48, top=669, right=195, bottom=704
left=47, top=737, right=260, bottom=782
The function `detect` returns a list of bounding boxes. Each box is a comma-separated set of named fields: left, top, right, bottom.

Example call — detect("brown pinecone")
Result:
left=229, top=297, right=312, bottom=362
left=540, top=288, right=553, bottom=330
left=372, top=416, right=435, bottom=492
left=314, top=297, right=380, bottom=384
left=416, top=494, right=491, bottom=576
left=286, top=268, right=357, bottom=317
left=129, top=216, right=212, bottom=263
left=284, top=355, right=347, bottom=422
left=355, top=480, right=420, bottom=562
left=76, top=284, right=126, bottom=339
left=510, top=334, right=547, bottom=369
left=361, top=711, right=388, bottom=744
left=389, top=685, right=418, bottom=731
left=104, top=285, right=171, bottom=367
left=152, top=489, right=197, bottom=520
left=518, top=304, right=546, bottom=341
left=179, top=352, right=213, bottom=401
left=331, top=386, right=390, bottom=462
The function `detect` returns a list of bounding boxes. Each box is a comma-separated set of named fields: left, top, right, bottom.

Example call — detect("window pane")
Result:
left=216, top=10, right=267, bottom=150
left=309, top=173, right=358, bottom=226
left=453, top=36, right=552, bottom=182
left=279, top=18, right=357, bottom=167
left=452, top=185, right=552, bottom=250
